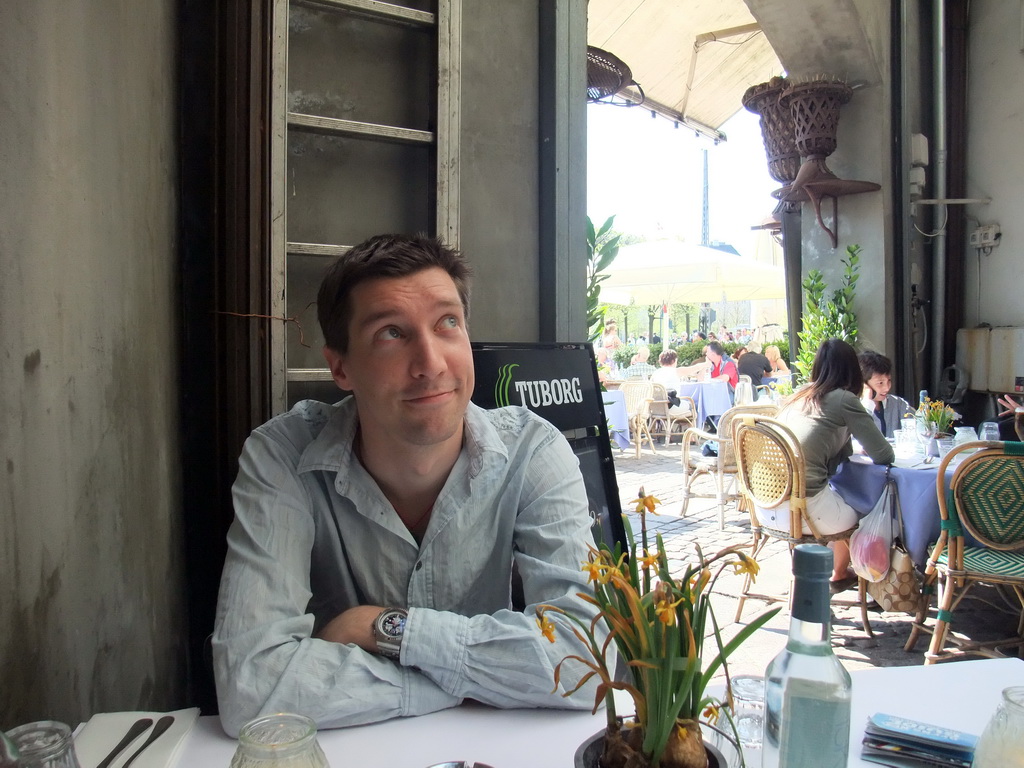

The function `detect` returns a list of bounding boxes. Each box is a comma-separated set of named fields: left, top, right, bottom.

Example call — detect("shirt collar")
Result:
left=296, top=397, right=510, bottom=479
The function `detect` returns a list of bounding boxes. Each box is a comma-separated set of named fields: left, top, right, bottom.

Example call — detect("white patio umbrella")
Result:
left=598, top=240, right=787, bottom=306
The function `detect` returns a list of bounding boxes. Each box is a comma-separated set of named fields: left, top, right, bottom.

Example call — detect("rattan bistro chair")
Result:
left=648, top=382, right=696, bottom=445
left=680, top=402, right=777, bottom=530
left=620, top=380, right=657, bottom=459
left=904, top=440, right=1024, bottom=663
left=732, top=414, right=872, bottom=636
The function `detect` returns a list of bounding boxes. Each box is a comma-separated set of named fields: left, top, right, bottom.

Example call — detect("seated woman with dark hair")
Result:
left=756, top=338, right=894, bottom=591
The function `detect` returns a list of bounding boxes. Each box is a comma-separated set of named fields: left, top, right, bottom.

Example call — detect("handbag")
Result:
left=860, top=473, right=925, bottom=613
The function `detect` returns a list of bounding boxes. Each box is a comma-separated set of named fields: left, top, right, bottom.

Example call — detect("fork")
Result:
left=121, top=715, right=175, bottom=767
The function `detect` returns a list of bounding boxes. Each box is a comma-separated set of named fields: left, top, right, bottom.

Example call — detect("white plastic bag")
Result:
left=849, top=476, right=897, bottom=582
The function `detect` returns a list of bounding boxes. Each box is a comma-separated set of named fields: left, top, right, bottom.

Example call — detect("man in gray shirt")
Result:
left=213, top=234, right=602, bottom=735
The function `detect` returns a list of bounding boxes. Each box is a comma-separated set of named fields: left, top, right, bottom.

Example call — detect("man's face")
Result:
left=323, top=267, right=474, bottom=450
left=706, top=347, right=722, bottom=365
left=866, top=373, right=892, bottom=401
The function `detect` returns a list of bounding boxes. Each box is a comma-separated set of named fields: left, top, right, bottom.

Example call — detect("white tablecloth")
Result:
left=174, top=658, right=1024, bottom=767
left=601, top=389, right=630, bottom=450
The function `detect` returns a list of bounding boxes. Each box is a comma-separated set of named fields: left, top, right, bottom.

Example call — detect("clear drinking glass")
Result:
left=730, top=674, right=765, bottom=750
left=972, top=686, right=1024, bottom=768
left=230, top=714, right=329, bottom=768
left=980, top=421, right=1001, bottom=442
left=5, top=721, right=81, bottom=768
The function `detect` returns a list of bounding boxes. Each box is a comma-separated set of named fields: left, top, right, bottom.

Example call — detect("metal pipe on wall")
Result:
left=929, top=0, right=948, bottom=393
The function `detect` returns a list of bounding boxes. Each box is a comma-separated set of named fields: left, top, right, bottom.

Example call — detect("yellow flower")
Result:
left=639, top=550, right=660, bottom=571
left=630, top=493, right=663, bottom=518
left=730, top=552, right=760, bottom=580
left=702, top=703, right=721, bottom=724
left=582, top=559, right=613, bottom=584
left=537, top=613, right=556, bottom=643
left=688, top=567, right=711, bottom=593
left=653, top=583, right=683, bottom=626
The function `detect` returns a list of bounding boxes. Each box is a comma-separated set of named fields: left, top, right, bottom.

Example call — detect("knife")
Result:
left=96, top=718, right=153, bottom=768
left=121, top=715, right=175, bottom=768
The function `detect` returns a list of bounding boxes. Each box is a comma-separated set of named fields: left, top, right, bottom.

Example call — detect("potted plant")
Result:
left=918, top=396, right=959, bottom=437
left=537, top=490, right=779, bottom=768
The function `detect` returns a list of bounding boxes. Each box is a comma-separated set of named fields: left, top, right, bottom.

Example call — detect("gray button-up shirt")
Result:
left=213, top=398, right=602, bottom=735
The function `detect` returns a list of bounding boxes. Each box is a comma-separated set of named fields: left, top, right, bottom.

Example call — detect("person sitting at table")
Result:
left=737, top=342, right=772, bottom=387
left=621, top=345, right=656, bottom=379
left=651, top=349, right=693, bottom=418
left=705, top=341, right=738, bottom=388
left=212, top=234, right=603, bottom=735
left=858, top=350, right=914, bottom=438
left=764, top=344, right=791, bottom=379
left=757, top=338, right=894, bottom=592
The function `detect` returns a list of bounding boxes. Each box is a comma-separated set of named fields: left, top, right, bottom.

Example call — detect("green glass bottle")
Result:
left=762, top=545, right=852, bottom=768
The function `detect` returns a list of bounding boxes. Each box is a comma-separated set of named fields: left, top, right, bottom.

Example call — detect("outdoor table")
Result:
left=678, top=380, right=732, bottom=427
left=601, top=389, right=631, bottom=450
left=831, top=453, right=984, bottom=567
left=169, top=658, right=1024, bottom=767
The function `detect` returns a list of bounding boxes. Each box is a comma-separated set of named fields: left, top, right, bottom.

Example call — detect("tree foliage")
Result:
left=795, top=244, right=861, bottom=381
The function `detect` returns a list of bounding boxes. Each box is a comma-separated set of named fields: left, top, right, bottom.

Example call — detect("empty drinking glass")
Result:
left=4, top=721, right=81, bottom=768
left=980, top=421, right=1001, bottom=442
left=729, top=674, right=765, bottom=750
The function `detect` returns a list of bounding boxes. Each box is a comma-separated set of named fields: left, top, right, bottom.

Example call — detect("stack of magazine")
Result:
left=861, top=713, right=977, bottom=768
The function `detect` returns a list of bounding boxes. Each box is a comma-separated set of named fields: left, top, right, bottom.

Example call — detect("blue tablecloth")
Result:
left=602, top=389, right=631, bottom=450
left=678, top=380, right=732, bottom=427
left=831, top=456, right=983, bottom=567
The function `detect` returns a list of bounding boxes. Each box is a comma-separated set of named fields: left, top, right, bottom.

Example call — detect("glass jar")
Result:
left=5, top=721, right=81, bottom=768
left=973, top=686, right=1024, bottom=768
left=230, top=714, right=329, bottom=768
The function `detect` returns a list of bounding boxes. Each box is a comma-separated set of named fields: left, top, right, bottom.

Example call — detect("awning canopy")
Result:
left=599, top=240, right=786, bottom=306
left=587, top=0, right=784, bottom=141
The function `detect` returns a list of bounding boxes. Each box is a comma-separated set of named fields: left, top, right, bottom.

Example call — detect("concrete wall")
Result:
left=0, top=1, right=186, bottom=728
left=963, top=0, right=1024, bottom=329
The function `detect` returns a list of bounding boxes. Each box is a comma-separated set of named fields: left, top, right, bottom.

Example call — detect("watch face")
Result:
left=381, top=611, right=406, bottom=638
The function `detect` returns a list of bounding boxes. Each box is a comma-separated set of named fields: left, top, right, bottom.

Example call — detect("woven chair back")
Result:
left=734, top=416, right=805, bottom=510
left=716, top=403, right=778, bottom=467
left=648, top=382, right=671, bottom=419
left=950, top=444, right=1024, bottom=551
left=620, top=380, right=654, bottom=420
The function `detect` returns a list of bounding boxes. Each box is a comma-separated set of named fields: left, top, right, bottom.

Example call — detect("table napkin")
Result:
left=73, top=707, right=200, bottom=768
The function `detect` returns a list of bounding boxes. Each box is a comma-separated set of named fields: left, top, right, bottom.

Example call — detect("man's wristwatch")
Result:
left=372, top=607, right=408, bottom=660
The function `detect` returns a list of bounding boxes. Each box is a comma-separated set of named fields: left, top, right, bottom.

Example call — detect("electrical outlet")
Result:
left=970, top=224, right=1001, bottom=248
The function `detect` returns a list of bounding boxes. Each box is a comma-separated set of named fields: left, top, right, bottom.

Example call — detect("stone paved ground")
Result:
left=607, top=441, right=1020, bottom=684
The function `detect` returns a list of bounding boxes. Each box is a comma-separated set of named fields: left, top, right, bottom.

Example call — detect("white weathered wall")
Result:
left=0, top=1, right=186, bottom=727
left=963, top=0, right=1024, bottom=329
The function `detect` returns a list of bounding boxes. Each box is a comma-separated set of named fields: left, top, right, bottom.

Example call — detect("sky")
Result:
left=586, top=102, right=780, bottom=261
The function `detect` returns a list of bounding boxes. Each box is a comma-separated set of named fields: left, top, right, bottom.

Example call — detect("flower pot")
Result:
left=574, top=723, right=740, bottom=768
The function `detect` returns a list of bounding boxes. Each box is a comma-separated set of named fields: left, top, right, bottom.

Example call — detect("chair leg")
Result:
left=924, top=573, right=957, bottom=665
left=904, top=571, right=937, bottom=652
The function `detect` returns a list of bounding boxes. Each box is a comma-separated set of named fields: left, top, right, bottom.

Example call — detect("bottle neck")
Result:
left=789, top=575, right=831, bottom=647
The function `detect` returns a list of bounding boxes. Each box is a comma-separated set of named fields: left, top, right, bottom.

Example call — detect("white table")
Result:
left=601, top=389, right=630, bottom=451
left=176, top=658, right=1024, bottom=767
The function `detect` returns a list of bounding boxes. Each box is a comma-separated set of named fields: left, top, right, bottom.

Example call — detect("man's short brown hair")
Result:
left=317, top=234, right=472, bottom=353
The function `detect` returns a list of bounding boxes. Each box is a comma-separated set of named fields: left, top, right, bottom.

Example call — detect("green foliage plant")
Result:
left=587, top=215, right=622, bottom=342
left=795, top=244, right=861, bottom=381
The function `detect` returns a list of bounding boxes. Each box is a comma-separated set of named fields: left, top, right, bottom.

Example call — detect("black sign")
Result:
left=471, top=342, right=626, bottom=552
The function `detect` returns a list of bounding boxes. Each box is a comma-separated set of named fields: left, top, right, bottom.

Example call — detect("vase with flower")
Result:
left=537, top=489, right=779, bottom=768
left=916, top=397, right=960, bottom=456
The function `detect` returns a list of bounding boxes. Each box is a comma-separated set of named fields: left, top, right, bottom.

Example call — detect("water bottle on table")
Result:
left=762, top=545, right=852, bottom=768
